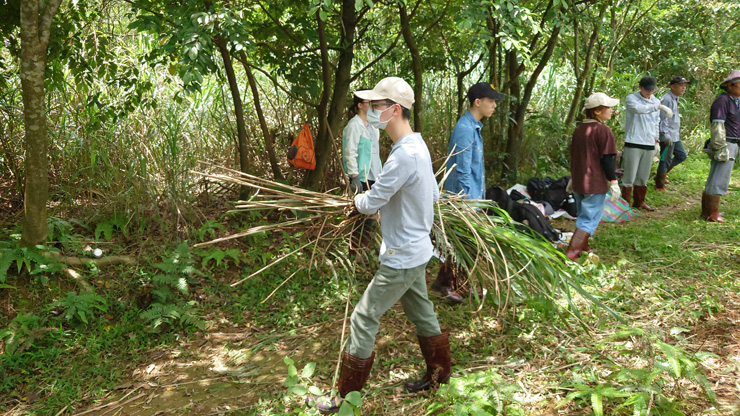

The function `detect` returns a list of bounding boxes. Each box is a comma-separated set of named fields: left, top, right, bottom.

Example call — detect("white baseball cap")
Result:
left=354, top=77, right=415, bottom=109
left=583, top=92, right=619, bottom=110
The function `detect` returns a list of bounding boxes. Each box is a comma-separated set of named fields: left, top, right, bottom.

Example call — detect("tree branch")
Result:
left=235, top=55, right=318, bottom=107
left=257, top=1, right=305, bottom=46
left=350, top=31, right=404, bottom=82
left=38, top=0, right=64, bottom=47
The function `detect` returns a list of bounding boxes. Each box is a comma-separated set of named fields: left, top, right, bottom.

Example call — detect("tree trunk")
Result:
left=19, top=0, right=63, bottom=247
left=241, top=58, right=283, bottom=181
left=502, top=50, right=522, bottom=184
left=214, top=36, right=250, bottom=199
left=501, top=25, right=561, bottom=184
left=305, top=0, right=357, bottom=190
left=564, top=5, right=605, bottom=126
left=399, top=4, right=423, bottom=132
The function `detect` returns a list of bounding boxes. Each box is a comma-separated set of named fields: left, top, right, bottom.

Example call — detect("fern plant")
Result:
left=53, top=291, right=108, bottom=324
left=140, top=242, right=205, bottom=331
left=0, top=240, right=63, bottom=285
left=0, top=313, right=46, bottom=355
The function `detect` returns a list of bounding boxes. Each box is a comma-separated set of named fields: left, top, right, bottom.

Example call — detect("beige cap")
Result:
left=354, top=77, right=415, bottom=109
left=583, top=92, right=619, bottom=110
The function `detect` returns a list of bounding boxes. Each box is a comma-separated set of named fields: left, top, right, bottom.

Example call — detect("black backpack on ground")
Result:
left=485, top=185, right=561, bottom=243
left=527, top=176, right=571, bottom=210
left=514, top=202, right=561, bottom=242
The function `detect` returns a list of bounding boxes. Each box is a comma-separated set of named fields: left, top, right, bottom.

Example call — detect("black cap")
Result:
left=467, top=82, right=504, bottom=101
left=669, top=76, right=689, bottom=85
left=639, top=76, right=658, bottom=90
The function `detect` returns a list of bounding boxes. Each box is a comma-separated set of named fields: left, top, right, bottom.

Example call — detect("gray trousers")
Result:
left=622, top=146, right=656, bottom=187
left=705, top=142, right=738, bottom=195
left=347, top=262, right=441, bottom=359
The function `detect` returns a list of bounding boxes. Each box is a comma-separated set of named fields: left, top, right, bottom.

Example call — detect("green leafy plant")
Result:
left=427, top=368, right=523, bottom=415
left=197, top=248, right=241, bottom=269
left=94, top=213, right=130, bottom=241
left=559, top=326, right=717, bottom=416
left=0, top=240, right=63, bottom=285
left=47, top=217, right=85, bottom=246
left=281, top=356, right=363, bottom=416
left=53, top=291, right=108, bottom=324
left=140, top=242, right=205, bottom=331
left=193, top=219, right=226, bottom=243
left=0, top=313, right=49, bottom=355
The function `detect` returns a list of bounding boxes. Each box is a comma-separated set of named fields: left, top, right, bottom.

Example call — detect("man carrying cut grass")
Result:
left=309, top=77, right=451, bottom=414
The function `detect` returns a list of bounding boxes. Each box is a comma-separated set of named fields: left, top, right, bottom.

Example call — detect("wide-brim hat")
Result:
left=584, top=92, right=620, bottom=110
left=720, top=70, right=740, bottom=89
left=354, top=77, right=415, bottom=109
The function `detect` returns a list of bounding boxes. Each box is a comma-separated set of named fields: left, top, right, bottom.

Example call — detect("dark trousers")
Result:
left=657, top=140, right=687, bottom=175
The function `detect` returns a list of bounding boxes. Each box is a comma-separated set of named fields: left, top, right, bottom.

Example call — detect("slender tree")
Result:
left=19, top=0, right=64, bottom=246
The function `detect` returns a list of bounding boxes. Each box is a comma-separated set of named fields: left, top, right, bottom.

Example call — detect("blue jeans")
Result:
left=657, top=140, right=687, bottom=175
left=574, top=193, right=606, bottom=235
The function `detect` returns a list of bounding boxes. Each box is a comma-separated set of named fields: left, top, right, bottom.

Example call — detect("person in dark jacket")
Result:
left=701, top=70, right=740, bottom=222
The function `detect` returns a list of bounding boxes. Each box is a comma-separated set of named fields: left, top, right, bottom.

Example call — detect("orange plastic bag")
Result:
left=287, top=122, right=316, bottom=170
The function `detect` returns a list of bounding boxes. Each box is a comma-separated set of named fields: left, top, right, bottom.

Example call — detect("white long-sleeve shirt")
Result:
left=624, top=91, right=661, bottom=146
left=354, top=133, right=439, bottom=269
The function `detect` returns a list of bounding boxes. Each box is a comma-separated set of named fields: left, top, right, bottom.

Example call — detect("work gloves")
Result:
left=350, top=176, right=363, bottom=194
left=609, top=180, right=621, bottom=203
left=658, top=105, right=673, bottom=119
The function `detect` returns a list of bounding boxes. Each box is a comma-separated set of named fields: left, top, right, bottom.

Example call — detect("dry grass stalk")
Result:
left=193, top=164, right=618, bottom=320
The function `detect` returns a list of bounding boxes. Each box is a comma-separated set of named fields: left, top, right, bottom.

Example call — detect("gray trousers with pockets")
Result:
left=346, top=262, right=441, bottom=359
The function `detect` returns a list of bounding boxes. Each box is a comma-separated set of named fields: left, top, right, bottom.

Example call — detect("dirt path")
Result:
left=68, top=323, right=341, bottom=416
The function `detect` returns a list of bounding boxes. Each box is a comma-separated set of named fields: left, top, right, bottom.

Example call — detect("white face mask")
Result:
left=367, top=104, right=395, bottom=130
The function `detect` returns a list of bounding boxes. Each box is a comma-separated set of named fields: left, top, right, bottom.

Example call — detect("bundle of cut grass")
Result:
left=194, top=164, right=617, bottom=321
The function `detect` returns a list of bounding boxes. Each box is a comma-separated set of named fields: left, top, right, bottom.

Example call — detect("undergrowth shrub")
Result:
left=139, top=241, right=205, bottom=331
left=559, top=325, right=717, bottom=416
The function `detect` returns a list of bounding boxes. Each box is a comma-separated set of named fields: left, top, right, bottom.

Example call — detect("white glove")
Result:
left=566, top=178, right=573, bottom=193
left=659, top=104, right=673, bottom=118
left=609, top=181, right=621, bottom=203
left=655, top=142, right=660, bottom=152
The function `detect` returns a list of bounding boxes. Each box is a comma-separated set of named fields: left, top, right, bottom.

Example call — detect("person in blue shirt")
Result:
left=434, top=82, right=502, bottom=304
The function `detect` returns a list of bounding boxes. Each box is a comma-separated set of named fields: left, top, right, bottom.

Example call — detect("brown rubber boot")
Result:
left=632, top=186, right=655, bottom=211
left=655, top=173, right=667, bottom=191
left=313, top=352, right=375, bottom=414
left=621, top=186, right=633, bottom=206
left=700, top=191, right=710, bottom=219
left=432, top=262, right=463, bottom=305
left=706, top=194, right=726, bottom=223
left=565, top=228, right=590, bottom=261
left=405, top=330, right=451, bottom=393
left=665, top=166, right=674, bottom=183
